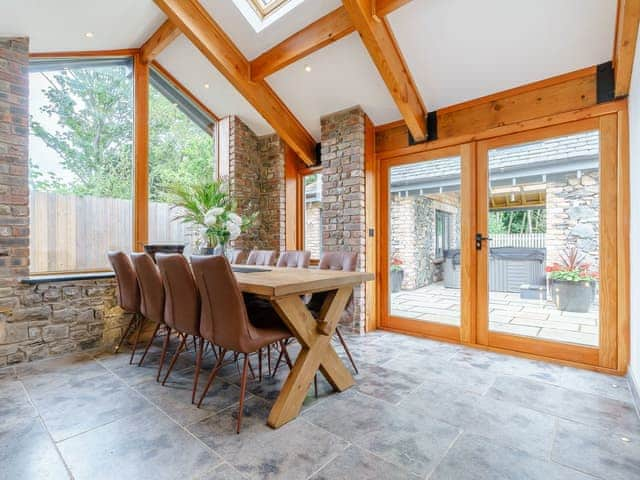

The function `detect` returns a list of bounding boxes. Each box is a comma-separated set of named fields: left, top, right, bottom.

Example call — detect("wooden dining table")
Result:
left=232, top=265, right=374, bottom=428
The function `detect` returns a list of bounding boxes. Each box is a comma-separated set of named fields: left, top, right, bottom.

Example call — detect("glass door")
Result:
left=380, top=145, right=474, bottom=341
left=476, top=117, right=619, bottom=367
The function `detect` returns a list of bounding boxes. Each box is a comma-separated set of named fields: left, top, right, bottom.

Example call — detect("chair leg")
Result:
left=197, top=348, right=227, bottom=408
left=157, top=326, right=172, bottom=382
left=258, top=348, right=263, bottom=382
left=162, top=334, right=187, bottom=386
left=138, top=323, right=161, bottom=367
left=314, top=373, right=318, bottom=398
left=335, top=327, right=358, bottom=374
left=282, top=340, right=293, bottom=370
left=114, top=315, right=136, bottom=354
left=267, top=344, right=271, bottom=376
left=129, top=314, right=145, bottom=365
left=272, top=347, right=285, bottom=377
left=192, top=337, right=204, bottom=404
left=237, top=354, right=250, bottom=434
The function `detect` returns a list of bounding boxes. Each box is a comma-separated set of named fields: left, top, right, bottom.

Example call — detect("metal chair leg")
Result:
left=114, top=315, right=136, bottom=354
left=157, top=326, right=172, bottom=382
left=335, top=327, right=358, bottom=374
left=237, top=354, right=250, bottom=434
left=192, top=337, right=204, bottom=404
left=267, top=344, right=271, bottom=376
left=138, top=323, right=161, bottom=367
left=258, top=348, right=263, bottom=382
left=162, top=334, right=187, bottom=385
left=197, top=348, right=227, bottom=408
left=129, top=314, right=144, bottom=365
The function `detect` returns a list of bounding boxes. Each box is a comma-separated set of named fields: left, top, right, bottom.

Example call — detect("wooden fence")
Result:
left=30, top=191, right=191, bottom=272
left=489, top=233, right=545, bottom=248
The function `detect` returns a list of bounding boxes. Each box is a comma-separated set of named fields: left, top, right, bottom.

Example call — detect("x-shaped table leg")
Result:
left=268, top=286, right=355, bottom=428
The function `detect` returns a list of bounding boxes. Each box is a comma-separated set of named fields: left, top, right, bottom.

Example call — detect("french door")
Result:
left=379, top=115, right=622, bottom=369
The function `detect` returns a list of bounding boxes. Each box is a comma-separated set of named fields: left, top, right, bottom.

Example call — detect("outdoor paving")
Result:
left=1, top=331, right=638, bottom=480
left=391, top=283, right=599, bottom=346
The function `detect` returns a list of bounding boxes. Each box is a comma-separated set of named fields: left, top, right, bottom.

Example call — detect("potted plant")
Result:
left=390, top=255, right=404, bottom=293
left=169, top=179, right=256, bottom=256
left=546, top=247, right=599, bottom=313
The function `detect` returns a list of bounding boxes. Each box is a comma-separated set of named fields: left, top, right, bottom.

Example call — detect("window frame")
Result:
left=297, top=166, right=322, bottom=264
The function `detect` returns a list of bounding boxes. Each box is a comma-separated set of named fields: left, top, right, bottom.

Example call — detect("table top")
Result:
left=232, top=266, right=374, bottom=298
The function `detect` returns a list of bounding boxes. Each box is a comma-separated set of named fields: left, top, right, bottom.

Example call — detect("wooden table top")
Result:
left=232, top=266, right=374, bottom=298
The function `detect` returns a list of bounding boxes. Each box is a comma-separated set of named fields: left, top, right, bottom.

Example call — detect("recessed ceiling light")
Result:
left=85, top=32, right=94, bottom=38
left=304, top=65, right=312, bottom=73
left=621, top=436, right=631, bottom=443
left=204, top=83, right=210, bottom=89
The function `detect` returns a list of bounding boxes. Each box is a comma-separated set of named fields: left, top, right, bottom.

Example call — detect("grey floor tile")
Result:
left=353, top=361, right=419, bottom=404
left=310, top=445, right=420, bottom=480
left=558, top=368, right=634, bottom=404
left=552, top=419, right=640, bottom=480
left=399, top=381, right=556, bottom=459
left=27, top=372, right=152, bottom=441
left=202, top=463, right=248, bottom=480
left=58, top=409, right=221, bottom=480
left=135, top=368, right=241, bottom=427
left=0, top=366, right=15, bottom=383
left=303, top=390, right=460, bottom=477
left=488, top=376, right=640, bottom=435
left=0, top=380, right=37, bottom=428
left=430, top=433, right=593, bottom=480
left=0, top=416, right=70, bottom=480
left=189, top=397, right=349, bottom=480
left=16, top=352, right=108, bottom=392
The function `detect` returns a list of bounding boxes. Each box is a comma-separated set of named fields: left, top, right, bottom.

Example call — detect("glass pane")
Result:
left=147, top=82, right=215, bottom=256
left=303, top=173, right=322, bottom=259
left=487, top=130, right=600, bottom=347
left=29, top=62, right=134, bottom=272
left=389, top=156, right=462, bottom=325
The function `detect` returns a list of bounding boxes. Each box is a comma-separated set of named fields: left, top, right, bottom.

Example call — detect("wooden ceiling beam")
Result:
left=140, top=20, right=181, bottom=64
left=154, top=0, right=316, bottom=165
left=342, top=0, right=427, bottom=141
left=613, top=0, right=640, bottom=97
left=249, top=0, right=413, bottom=81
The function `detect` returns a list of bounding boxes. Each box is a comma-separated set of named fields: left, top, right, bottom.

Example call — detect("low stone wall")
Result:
left=304, top=201, right=322, bottom=258
left=0, top=278, right=129, bottom=366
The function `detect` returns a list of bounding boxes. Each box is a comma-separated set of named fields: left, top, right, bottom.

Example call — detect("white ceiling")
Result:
left=0, top=0, right=164, bottom=53
left=0, top=0, right=620, bottom=139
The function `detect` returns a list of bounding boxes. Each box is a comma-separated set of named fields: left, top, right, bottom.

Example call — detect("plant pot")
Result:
left=551, top=279, right=594, bottom=313
left=200, top=247, right=218, bottom=256
left=390, top=269, right=404, bottom=293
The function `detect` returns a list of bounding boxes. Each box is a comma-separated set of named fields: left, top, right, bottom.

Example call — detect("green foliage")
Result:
left=546, top=247, right=598, bottom=283
left=29, top=66, right=213, bottom=201
left=488, top=209, right=546, bottom=234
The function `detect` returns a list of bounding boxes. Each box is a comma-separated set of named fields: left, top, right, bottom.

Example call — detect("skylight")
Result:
left=232, top=0, right=306, bottom=32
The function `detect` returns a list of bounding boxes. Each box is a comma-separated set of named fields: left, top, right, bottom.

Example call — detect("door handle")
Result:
left=475, top=233, right=491, bottom=250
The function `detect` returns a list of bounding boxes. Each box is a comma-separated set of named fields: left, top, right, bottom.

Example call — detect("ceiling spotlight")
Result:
left=304, top=65, right=312, bottom=72
left=204, top=83, right=210, bottom=89
left=85, top=32, right=94, bottom=38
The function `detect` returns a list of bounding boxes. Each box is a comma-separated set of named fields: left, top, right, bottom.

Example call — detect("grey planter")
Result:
left=390, top=269, right=404, bottom=293
left=551, top=280, right=594, bottom=313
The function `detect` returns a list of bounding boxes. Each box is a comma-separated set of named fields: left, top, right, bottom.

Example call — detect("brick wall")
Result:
left=0, top=38, right=128, bottom=366
left=321, top=106, right=367, bottom=332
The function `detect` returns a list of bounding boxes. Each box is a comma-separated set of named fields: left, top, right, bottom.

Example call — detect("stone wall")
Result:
left=545, top=170, right=600, bottom=269
left=304, top=201, right=322, bottom=258
left=321, top=107, right=367, bottom=332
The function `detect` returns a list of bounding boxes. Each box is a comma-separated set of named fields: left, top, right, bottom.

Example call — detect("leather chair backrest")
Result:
left=318, top=251, right=358, bottom=272
left=276, top=250, right=311, bottom=268
left=246, top=250, right=276, bottom=266
left=156, top=253, right=200, bottom=336
left=107, top=251, right=140, bottom=314
left=229, top=248, right=247, bottom=264
left=191, top=255, right=258, bottom=352
left=131, top=253, right=164, bottom=324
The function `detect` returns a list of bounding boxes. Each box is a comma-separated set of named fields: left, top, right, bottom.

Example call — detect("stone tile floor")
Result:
left=391, top=283, right=599, bottom=346
left=1, top=331, right=639, bottom=480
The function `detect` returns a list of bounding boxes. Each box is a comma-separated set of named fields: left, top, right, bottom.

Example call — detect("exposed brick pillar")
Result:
left=321, top=106, right=367, bottom=333
left=220, top=116, right=285, bottom=253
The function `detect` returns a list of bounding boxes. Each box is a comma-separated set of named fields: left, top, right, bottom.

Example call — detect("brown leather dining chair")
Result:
left=130, top=253, right=166, bottom=376
left=156, top=253, right=203, bottom=403
left=191, top=255, right=292, bottom=433
left=107, top=251, right=142, bottom=363
left=276, top=250, right=311, bottom=268
left=246, top=249, right=276, bottom=266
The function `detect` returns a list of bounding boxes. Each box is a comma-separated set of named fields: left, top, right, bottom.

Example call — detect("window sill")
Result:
left=20, top=272, right=115, bottom=285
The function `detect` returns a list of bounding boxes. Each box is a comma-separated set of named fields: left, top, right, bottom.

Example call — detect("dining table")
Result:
left=231, top=264, right=374, bottom=428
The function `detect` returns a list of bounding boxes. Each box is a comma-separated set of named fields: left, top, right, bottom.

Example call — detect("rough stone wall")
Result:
left=304, top=201, right=322, bottom=258
left=321, top=107, right=366, bottom=332
left=0, top=38, right=129, bottom=366
left=226, top=117, right=285, bottom=253
left=545, top=170, right=600, bottom=269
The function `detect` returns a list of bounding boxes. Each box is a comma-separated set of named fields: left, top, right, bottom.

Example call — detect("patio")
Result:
left=391, top=283, right=599, bottom=346
left=2, top=330, right=638, bottom=480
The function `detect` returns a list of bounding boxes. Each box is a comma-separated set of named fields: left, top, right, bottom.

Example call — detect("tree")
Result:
left=30, top=65, right=213, bottom=202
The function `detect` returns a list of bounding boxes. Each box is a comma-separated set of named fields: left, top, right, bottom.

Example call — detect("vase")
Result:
left=550, top=279, right=595, bottom=313
left=390, top=269, right=404, bottom=293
